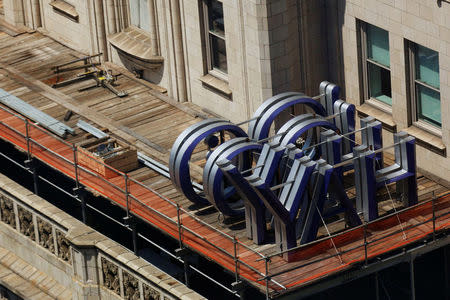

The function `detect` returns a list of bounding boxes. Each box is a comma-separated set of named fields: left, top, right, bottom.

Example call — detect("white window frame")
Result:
left=201, top=0, right=228, bottom=80
left=406, top=41, right=442, bottom=134
left=358, top=21, right=392, bottom=113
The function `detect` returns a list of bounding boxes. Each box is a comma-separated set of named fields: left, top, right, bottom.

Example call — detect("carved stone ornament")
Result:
left=122, top=271, right=140, bottom=300
left=143, top=283, right=161, bottom=300
left=18, top=206, right=35, bottom=240
left=37, top=217, right=55, bottom=253
left=56, top=229, right=71, bottom=263
left=101, top=257, right=120, bottom=295
left=0, top=196, right=16, bottom=228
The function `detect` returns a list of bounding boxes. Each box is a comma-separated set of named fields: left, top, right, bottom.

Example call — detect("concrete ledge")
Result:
left=200, top=74, right=232, bottom=99
left=357, top=103, right=397, bottom=132
left=0, top=173, right=206, bottom=300
left=0, top=246, right=72, bottom=299
left=402, top=125, right=446, bottom=157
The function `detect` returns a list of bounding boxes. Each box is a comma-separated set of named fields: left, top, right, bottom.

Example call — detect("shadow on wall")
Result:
left=325, top=0, right=346, bottom=99
left=117, top=51, right=164, bottom=85
left=295, top=0, right=347, bottom=97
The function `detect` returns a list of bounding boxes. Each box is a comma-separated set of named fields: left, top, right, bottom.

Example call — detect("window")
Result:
left=203, top=0, right=227, bottom=74
left=407, top=42, right=441, bottom=128
left=129, top=0, right=150, bottom=31
left=359, top=22, right=392, bottom=106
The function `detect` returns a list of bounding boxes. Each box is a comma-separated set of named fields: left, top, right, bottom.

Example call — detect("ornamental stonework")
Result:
left=0, top=196, right=15, bottom=228
left=37, top=217, right=55, bottom=253
left=18, top=206, right=34, bottom=241
left=123, top=271, right=139, bottom=300
left=101, top=257, right=120, bottom=295
left=143, top=283, right=161, bottom=300
left=56, top=229, right=71, bottom=263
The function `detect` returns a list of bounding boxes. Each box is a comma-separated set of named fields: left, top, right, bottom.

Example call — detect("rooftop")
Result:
left=0, top=29, right=449, bottom=297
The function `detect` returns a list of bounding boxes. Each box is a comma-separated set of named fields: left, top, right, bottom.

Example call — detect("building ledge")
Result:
left=402, top=125, right=446, bottom=157
left=200, top=74, right=232, bottom=99
left=0, top=246, right=72, bottom=299
left=108, top=27, right=163, bottom=69
left=49, top=0, right=79, bottom=22
left=357, top=103, right=396, bottom=132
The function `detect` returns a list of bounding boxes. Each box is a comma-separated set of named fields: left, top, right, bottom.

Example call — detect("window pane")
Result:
left=415, top=45, right=439, bottom=89
left=210, top=35, right=227, bottom=73
left=417, top=84, right=441, bottom=127
left=367, top=25, right=390, bottom=67
left=208, top=0, right=225, bottom=37
left=368, top=62, right=392, bottom=105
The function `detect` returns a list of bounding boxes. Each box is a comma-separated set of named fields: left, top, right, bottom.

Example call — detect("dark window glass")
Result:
left=368, top=63, right=392, bottom=105
left=210, top=35, right=227, bottom=73
left=208, top=0, right=224, bottom=37
left=206, top=0, right=227, bottom=74
left=416, top=85, right=441, bottom=126
left=412, top=44, right=440, bottom=127
left=367, top=25, right=390, bottom=67
left=364, top=24, right=391, bottom=106
left=415, top=45, right=439, bottom=89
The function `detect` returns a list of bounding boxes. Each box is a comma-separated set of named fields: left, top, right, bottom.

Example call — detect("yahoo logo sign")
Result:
left=169, top=82, right=417, bottom=253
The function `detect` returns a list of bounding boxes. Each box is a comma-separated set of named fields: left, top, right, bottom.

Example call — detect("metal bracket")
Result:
left=122, top=215, right=133, bottom=227
left=175, top=247, right=190, bottom=258
left=231, top=280, right=246, bottom=292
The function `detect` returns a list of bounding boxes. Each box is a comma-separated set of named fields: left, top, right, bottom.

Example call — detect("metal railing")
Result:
left=257, top=191, right=450, bottom=290
left=0, top=105, right=285, bottom=296
left=1, top=104, right=449, bottom=299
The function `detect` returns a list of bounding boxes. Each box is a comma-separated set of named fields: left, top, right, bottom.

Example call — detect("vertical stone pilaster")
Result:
left=13, top=202, right=20, bottom=232
left=72, top=246, right=102, bottom=299
left=3, top=0, right=25, bottom=27
left=32, top=214, right=39, bottom=244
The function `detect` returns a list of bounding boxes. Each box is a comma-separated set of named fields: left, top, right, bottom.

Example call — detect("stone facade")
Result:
left=340, top=0, right=450, bottom=182
left=0, top=173, right=205, bottom=300
left=3, top=0, right=450, bottom=180
left=0, top=0, right=327, bottom=124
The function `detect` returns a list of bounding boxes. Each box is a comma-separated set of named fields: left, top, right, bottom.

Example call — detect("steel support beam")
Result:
left=275, top=234, right=450, bottom=299
left=410, top=257, right=416, bottom=300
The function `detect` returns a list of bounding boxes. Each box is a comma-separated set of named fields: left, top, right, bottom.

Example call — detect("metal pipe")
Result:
left=235, top=116, right=260, bottom=126
left=233, top=236, right=239, bottom=283
left=72, top=145, right=79, bottom=189
left=124, top=173, right=130, bottom=219
left=332, top=141, right=402, bottom=169
left=312, top=93, right=325, bottom=100
left=432, top=191, right=436, bottom=241
left=241, top=164, right=264, bottom=175
left=364, top=222, right=368, bottom=266
left=131, top=220, right=138, bottom=255
left=256, top=132, right=286, bottom=143
left=25, top=119, right=31, bottom=162
left=410, top=258, right=416, bottom=300
left=177, top=204, right=183, bottom=249
left=264, top=257, right=270, bottom=300
left=270, top=180, right=294, bottom=191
